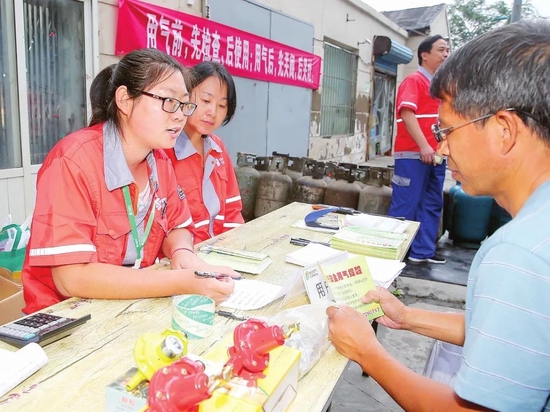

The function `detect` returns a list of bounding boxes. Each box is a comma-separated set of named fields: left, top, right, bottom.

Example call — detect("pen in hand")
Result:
left=194, top=270, right=242, bottom=280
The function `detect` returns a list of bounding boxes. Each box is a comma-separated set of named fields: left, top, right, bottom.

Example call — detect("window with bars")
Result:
left=24, top=0, right=87, bottom=165
left=0, top=0, right=87, bottom=170
left=320, top=43, right=358, bottom=136
left=0, top=1, right=22, bottom=169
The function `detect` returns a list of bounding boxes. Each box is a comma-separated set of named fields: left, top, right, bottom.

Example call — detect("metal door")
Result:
left=209, top=0, right=313, bottom=162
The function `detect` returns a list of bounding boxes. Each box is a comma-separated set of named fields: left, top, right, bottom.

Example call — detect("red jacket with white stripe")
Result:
left=165, top=132, right=244, bottom=244
left=393, top=68, right=440, bottom=152
left=22, top=123, right=193, bottom=314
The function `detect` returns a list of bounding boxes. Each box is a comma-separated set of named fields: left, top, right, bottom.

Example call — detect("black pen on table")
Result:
left=216, top=310, right=249, bottom=321
left=194, top=270, right=242, bottom=280
left=290, top=237, right=331, bottom=247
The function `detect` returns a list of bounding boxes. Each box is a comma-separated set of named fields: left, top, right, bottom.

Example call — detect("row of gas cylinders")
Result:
left=234, top=152, right=394, bottom=220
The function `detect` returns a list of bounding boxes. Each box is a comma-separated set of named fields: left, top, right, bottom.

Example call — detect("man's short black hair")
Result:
left=431, top=20, right=550, bottom=145
left=417, top=35, right=445, bottom=65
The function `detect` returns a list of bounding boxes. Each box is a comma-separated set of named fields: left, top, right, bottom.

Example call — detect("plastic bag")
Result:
left=422, top=340, right=463, bottom=386
left=267, top=301, right=333, bottom=379
left=0, top=215, right=32, bottom=272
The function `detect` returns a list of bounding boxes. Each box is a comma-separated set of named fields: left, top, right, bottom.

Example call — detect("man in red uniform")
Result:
left=389, top=35, right=450, bottom=263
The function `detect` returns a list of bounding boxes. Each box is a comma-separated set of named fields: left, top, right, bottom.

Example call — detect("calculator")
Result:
left=0, top=313, right=91, bottom=348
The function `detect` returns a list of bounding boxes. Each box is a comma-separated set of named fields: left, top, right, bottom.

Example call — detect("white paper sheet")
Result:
left=0, top=343, right=48, bottom=397
left=218, top=279, right=285, bottom=311
left=285, top=243, right=343, bottom=267
left=344, top=214, right=410, bottom=233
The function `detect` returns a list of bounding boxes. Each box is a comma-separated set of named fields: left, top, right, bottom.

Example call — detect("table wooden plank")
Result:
left=0, top=202, right=418, bottom=411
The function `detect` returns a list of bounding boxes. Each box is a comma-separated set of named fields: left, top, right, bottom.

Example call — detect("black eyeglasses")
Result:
left=140, top=91, right=197, bottom=116
left=431, top=108, right=540, bottom=143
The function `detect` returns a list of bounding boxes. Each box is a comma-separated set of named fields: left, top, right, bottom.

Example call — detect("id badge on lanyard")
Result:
left=123, top=185, right=155, bottom=269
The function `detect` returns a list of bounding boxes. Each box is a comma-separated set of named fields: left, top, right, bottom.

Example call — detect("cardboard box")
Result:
left=199, top=334, right=301, bottom=412
left=105, top=367, right=148, bottom=412
left=105, top=341, right=300, bottom=412
left=0, top=275, right=25, bottom=326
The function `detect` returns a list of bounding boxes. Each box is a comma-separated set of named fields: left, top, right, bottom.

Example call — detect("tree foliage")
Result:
left=448, top=0, right=543, bottom=48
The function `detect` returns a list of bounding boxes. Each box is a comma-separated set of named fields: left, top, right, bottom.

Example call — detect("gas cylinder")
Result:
left=451, top=185, right=493, bottom=249
left=254, top=156, right=293, bottom=217
left=323, top=167, right=361, bottom=209
left=284, top=156, right=308, bottom=200
left=284, top=157, right=308, bottom=183
left=355, top=166, right=370, bottom=189
left=487, top=199, right=512, bottom=236
left=446, top=182, right=463, bottom=240
left=357, top=168, right=393, bottom=215
left=254, top=156, right=270, bottom=178
left=323, top=162, right=338, bottom=185
left=292, top=161, right=327, bottom=204
left=234, top=152, right=260, bottom=222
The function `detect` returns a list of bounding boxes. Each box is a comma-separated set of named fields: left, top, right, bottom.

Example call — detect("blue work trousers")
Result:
left=389, top=159, right=446, bottom=259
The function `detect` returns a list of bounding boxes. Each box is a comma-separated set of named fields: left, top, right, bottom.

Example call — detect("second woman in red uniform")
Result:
left=165, top=62, right=244, bottom=244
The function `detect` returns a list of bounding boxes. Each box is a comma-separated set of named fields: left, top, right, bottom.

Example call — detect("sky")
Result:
left=362, top=0, right=550, bottom=18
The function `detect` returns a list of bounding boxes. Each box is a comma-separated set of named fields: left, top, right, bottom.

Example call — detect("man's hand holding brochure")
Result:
left=318, top=254, right=384, bottom=321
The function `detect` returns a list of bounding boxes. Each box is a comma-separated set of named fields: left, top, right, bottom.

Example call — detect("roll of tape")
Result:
left=172, top=295, right=215, bottom=340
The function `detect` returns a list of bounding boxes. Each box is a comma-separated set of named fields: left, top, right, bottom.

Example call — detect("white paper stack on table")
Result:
left=331, top=226, right=409, bottom=260
left=0, top=343, right=48, bottom=397
left=219, top=279, right=285, bottom=311
left=344, top=214, right=410, bottom=233
left=285, top=243, right=405, bottom=288
left=197, top=245, right=272, bottom=275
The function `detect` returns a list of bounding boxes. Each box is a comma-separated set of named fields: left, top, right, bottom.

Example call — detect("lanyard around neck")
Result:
left=122, top=185, right=155, bottom=261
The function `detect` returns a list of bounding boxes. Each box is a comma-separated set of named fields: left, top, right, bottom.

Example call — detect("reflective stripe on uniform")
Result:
left=396, top=114, right=438, bottom=122
left=225, top=195, right=241, bottom=204
left=174, top=216, right=193, bottom=229
left=30, top=244, right=96, bottom=256
left=194, top=219, right=210, bottom=228
left=214, top=215, right=225, bottom=220
left=223, top=222, right=242, bottom=228
left=399, top=101, right=417, bottom=110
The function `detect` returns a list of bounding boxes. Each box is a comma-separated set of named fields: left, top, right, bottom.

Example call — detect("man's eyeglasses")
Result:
left=140, top=91, right=197, bottom=116
left=431, top=108, right=540, bottom=143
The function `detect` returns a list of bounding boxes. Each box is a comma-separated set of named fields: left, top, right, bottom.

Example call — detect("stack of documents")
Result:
left=0, top=343, right=48, bottom=397
left=197, top=245, right=272, bottom=275
left=331, top=226, right=409, bottom=260
left=285, top=244, right=405, bottom=288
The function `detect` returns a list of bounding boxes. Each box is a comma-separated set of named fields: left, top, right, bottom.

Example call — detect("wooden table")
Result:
left=0, top=202, right=419, bottom=411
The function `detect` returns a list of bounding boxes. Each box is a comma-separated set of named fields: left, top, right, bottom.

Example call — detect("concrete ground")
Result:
left=328, top=240, right=473, bottom=411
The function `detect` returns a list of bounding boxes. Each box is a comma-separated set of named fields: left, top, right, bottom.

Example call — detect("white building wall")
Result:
left=2, top=0, right=410, bottom=222
left=253, top=0, right=409, bottom=162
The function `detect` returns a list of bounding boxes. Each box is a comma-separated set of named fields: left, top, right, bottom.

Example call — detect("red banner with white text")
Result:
left=116, top=0, right=321, bottom=89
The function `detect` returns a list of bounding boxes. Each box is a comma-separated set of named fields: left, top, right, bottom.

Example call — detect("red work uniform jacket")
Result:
left=22, top=122, right=193, bottom=314
left=394, top=67, right=440, bottom=154
left=165, top=132, right=244, bottom=244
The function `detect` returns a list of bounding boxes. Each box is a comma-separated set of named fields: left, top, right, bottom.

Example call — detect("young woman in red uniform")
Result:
left=165, top=62, right=244, bottom=244
left=22, top=49, right=238, bottom=314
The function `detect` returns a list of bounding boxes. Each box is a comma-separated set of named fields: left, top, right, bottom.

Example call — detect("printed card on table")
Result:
left=302, top=263, right=334, bottom=304
left=318, top=254, right=384, bottom=321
